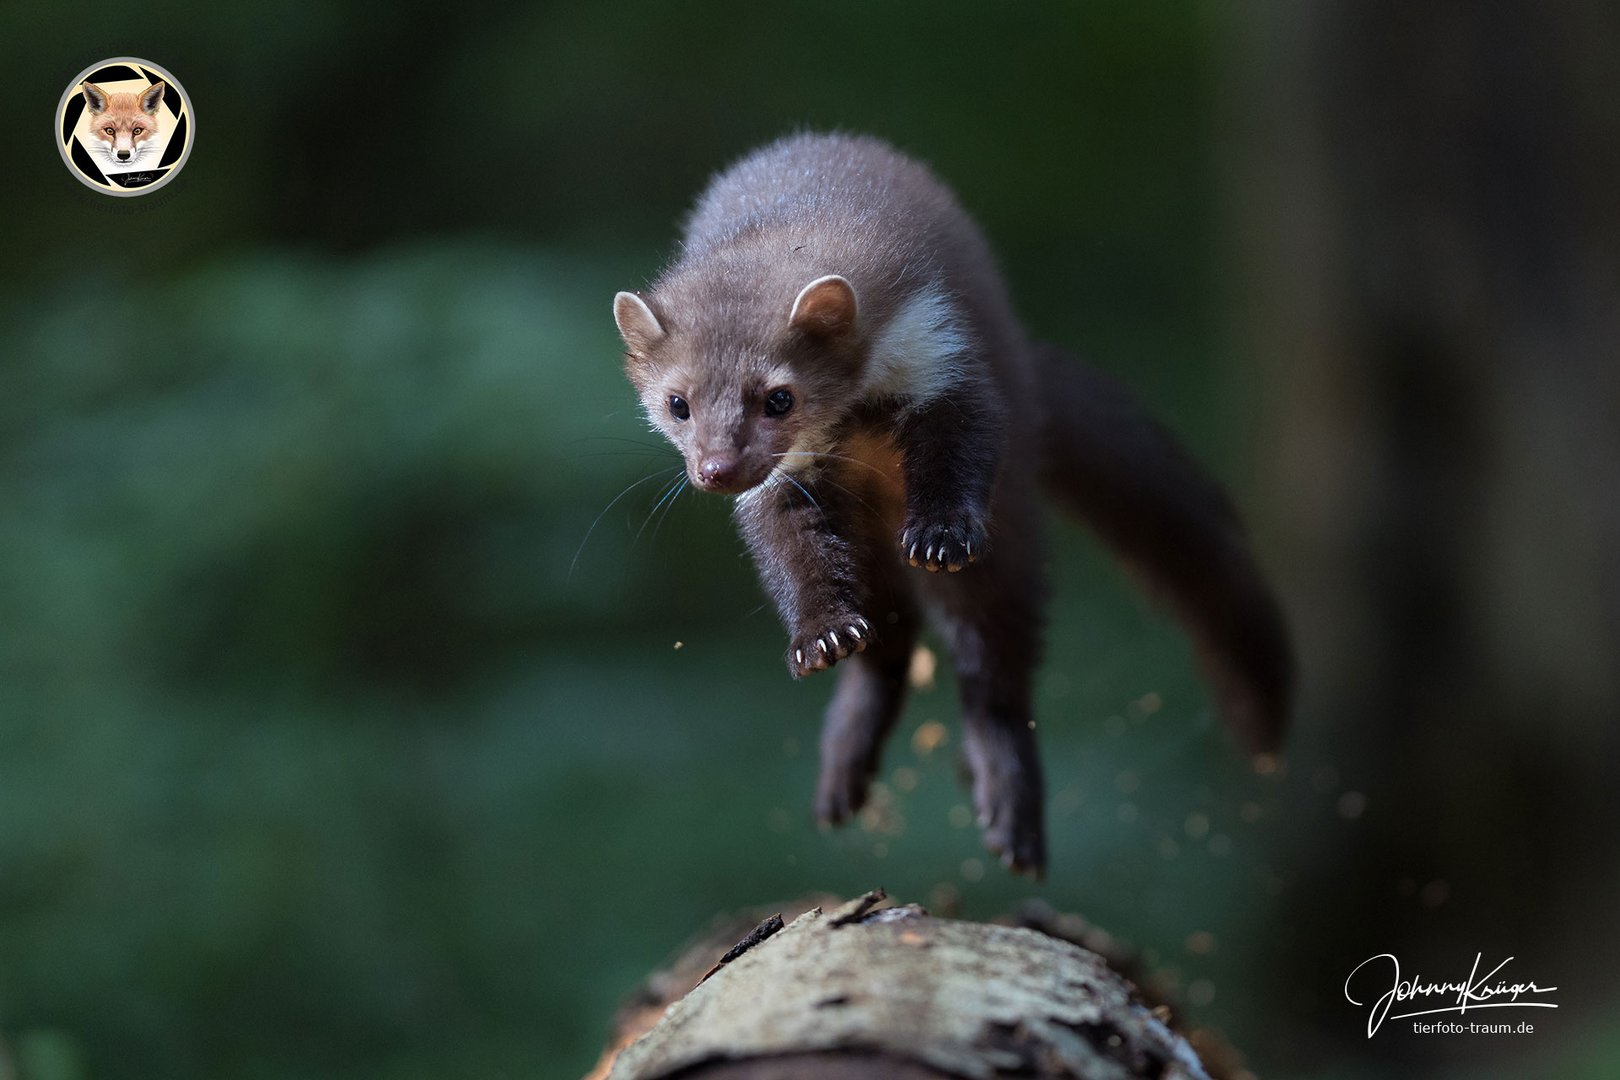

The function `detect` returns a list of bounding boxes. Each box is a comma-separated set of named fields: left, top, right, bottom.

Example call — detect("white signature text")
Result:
left=1344, top=953, right=1557, bottom=1037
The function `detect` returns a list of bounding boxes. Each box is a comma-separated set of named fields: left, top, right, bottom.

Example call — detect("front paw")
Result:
left=788, top=616, right=872, bottom=678
left=901, top=514, right=987, bottom=573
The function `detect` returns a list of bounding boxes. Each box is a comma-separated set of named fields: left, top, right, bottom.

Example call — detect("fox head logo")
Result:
left=81, top=80, right=165, bottom=167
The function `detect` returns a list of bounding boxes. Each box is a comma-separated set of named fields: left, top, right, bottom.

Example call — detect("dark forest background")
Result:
left=2, top=2, right=1617, bottom=1078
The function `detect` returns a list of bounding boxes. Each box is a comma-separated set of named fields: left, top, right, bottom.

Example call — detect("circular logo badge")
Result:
left=56, top=57, right=194, bottom=196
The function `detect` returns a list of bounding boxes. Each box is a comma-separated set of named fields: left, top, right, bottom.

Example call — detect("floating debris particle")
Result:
left=911, top=720, right=948, bottom=756
left=908, top=644, right=937, bottom=690
left=1252, top=752, right=1284, bottom=777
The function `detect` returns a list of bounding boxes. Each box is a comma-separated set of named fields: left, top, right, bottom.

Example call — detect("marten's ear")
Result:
left=614, top=291, right=665, bottom=354
left=789, top=275, right=858, bottom=337
left=140, top=81, right=166, bottom=116
left=81, top=82, right=109, bottom=113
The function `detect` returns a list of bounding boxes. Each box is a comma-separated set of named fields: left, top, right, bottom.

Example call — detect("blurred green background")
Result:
left=4, top=2, right=1618, bottom=1079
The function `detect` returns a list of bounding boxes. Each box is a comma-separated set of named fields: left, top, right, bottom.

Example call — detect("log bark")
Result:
left=591, top=892, right=1243, bottom=1080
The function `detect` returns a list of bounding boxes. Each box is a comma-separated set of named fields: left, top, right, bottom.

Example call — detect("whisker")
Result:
left=568, top=465, right=684, bottom=581
left=772, top=450, right=890, bottom=480
left=650, top=476, right=690, bottom=543
left=770, top=453, right=887, bottom=516
left=569, top=437, right=681, bottom=463
left=568, top=448, right=682, bottom=462
left=570, top=435, right=678, bottom=452
left=778, top=472, right=827, bottom=519
left=807, top=471, right=882, bottom=518
left=635, top=471, right=689, bottom=544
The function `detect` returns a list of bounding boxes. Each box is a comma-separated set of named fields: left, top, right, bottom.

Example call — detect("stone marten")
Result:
left=612, top=132, right=1292, bottom=874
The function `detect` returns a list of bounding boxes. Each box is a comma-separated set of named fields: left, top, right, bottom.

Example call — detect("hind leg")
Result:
left=929, top=480, right=1048, bottom=873
left=814, top=588, right=920, bottom=826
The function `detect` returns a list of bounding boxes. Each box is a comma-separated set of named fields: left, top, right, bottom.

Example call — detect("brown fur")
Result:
left=614, top=132, right=1293, bottom=873
left=81, top=80, right=165, bottom=165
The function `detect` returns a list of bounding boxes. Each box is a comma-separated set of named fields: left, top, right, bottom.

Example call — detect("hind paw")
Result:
left=814, top=755, right=870, bottom=827
left=964, top=729, right=1046, bottom=877
left=977, top=789, right=1047, bottom=878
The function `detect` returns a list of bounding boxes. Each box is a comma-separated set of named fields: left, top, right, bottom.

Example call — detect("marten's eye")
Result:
left=668, top=395, right=690, bottom=421
left=764, top=388, right=794, bottom=418
left=132, top=126, right=143, bottom=135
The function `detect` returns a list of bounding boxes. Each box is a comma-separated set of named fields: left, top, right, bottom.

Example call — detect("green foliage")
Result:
left=0, top=239, right=1273, bottom=1078
left=0, top=2, right=1302, bottom=1077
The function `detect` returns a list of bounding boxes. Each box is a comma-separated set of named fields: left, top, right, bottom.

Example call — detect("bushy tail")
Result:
left=1034, top=343, right=1293, bottom=753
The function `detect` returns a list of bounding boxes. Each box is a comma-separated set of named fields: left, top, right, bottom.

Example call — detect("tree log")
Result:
left=592, top=892, right=1241, bottom=1080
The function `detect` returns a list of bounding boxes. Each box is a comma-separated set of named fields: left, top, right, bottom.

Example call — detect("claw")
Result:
left=847, top=623, right=862, bottom=640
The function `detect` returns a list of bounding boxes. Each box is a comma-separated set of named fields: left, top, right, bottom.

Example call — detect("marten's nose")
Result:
left=698, top=457, right=741, bottom=490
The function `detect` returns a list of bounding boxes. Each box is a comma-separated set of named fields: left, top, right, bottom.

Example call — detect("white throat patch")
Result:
left=862, top=286, right=970, bottom=404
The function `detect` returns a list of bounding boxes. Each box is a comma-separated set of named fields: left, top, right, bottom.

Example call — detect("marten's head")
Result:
left=612, top=275, right=866, bottom=495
